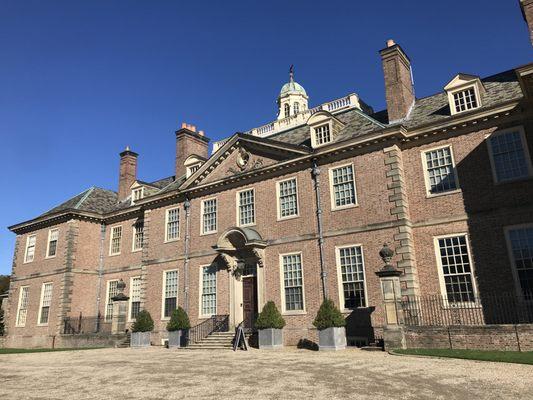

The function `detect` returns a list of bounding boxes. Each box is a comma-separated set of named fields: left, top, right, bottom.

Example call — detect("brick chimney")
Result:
left=380, top=40, right=415, bottom=123
left=521, top=0, right=533, bottom=45
left=175, top=123, right=209, bottom=179
left=118, top=146, right=138, bottom=201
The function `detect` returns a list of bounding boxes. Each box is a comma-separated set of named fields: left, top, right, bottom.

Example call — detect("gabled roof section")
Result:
left=179, top=133, right=310, bottom=190
left=444, top=73, right=483, bottom=91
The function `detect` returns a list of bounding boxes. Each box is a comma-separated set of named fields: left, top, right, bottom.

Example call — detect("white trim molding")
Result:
left=276, top=176, right=300, bottom=221
left=335, top=244, right=368, bottom=313
left=421, top=144, right=461, bottom=197
left=328, top=162, right=358, bottom=211
left=279, top=251, right=306, bottom=315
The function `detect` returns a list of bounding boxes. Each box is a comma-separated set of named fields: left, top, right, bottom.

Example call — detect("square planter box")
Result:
left=318, top=327, right=346, bottom=351
left=258, top=328, right=283, bottom=349
left=131, top=332, right=151, bottom=348
left=168, top=330, right=188, bottom=348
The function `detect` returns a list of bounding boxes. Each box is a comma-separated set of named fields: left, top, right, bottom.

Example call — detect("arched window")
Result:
left=284, top=103, right=290, bottom=118
left=294, top=102, right=300, bottom=114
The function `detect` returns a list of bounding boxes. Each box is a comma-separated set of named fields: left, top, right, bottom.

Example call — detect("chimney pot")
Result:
left=175, top=123, right=209, bottom=178
left=387, top=39, right=395, bottom=48
left=181, top=122, right=187, bottom=129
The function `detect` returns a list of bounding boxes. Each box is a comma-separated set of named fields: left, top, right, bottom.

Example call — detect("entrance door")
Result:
left=242, top=276, right=257, bottom=331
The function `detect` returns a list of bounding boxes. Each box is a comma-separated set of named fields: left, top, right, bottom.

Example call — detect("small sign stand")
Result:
left=233, top=323, right=248, bottom=351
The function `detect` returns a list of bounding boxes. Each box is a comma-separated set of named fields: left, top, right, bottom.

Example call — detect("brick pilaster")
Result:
left=3, top=236, right=21, bottom=337
left=384, top=144, right=420, bottom=298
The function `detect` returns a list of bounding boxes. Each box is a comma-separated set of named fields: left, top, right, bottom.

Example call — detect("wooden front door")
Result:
left=242, top=276, right=257, bottom=330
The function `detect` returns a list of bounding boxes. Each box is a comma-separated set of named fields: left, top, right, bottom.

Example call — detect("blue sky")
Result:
left=0, top=1, right=531, bottom=275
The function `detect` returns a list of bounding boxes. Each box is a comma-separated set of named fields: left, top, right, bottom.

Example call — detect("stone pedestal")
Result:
left=111, top=279, right=129, bottom=335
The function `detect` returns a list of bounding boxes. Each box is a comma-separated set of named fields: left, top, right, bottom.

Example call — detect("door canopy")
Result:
left=214, top=227, right=266, bottom=252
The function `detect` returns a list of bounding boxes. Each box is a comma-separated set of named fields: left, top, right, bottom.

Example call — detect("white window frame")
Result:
left=311, top=122, right=333, bottom=148
left=128, top=276, right=142, bottom=322
left=199, top=264, right=217, bottom=318
left=433, top=233, right=479, bottom=305
left=161, top=269, right=178, bottom=320
left=236, top=188, right=256, bottom=227
left=24, top=234, right=37, bottom=263
left=279, top=252, right=306, bottom=315
left=131, top=187, right=144, bottom=205
left=186, top=162, right=202, bottom=178
left=15, top=286, right=30, bottom=327
left=200, top=197, right=218, bottom=235
left=276, top=177, right=300, bottom=221
left=109, top=225, right=122, bottom=256
left=335, top=244, right=368, bottom=313
left=504, top=224, right=533, bottom=300
left=421, top=145, right=461, bottom=197
left=448, top=84, right=482, bottom=115
left=104, top=279, right=120, bottom=322
left=329, top=163, right=358, bottom=211
left=486, top=126, right=533, bottom=184
left=45, top=229, right=59, bottom=259
left=37, top=282, right=53, bottom=326
left=165, top=207, right=180, bottom=242
left=131, top=220, right=144, bottom=252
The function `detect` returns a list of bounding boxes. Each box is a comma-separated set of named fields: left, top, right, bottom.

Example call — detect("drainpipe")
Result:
left=311, top=160, right=328, bottom=300
left=183, top=197, right=191, bottom=313
left=95, top=223, right=106, bottom=327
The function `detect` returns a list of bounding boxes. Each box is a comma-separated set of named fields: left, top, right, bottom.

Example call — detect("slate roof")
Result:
left=40, top=187, right=118, bottom=217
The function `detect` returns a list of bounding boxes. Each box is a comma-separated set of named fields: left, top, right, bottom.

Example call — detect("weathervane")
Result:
left=289, top=65, right=294, bottom=82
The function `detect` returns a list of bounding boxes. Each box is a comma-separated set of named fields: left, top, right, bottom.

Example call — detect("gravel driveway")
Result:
left=0, top=347, right=531, bottom=399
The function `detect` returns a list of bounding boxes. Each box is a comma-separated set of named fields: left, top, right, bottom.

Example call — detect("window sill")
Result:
left=493, top=175, right=533, bottom=186
left=45, top=255, right=57, bottom=260
left=37, top=323, right=49, bottom=327
left=164, top=238, right=180, bottom=244
left=282, top=310, right=307, bottom=316
left=426, top=189, right=462, bottom=199
left=238, top=223, right=256, bottom=229
left=200, top=231, right=217, bottom=237
left=109, top=253, right=121, bottom=257
left=277, top=214, right=300, bottom=222
left=131, top=249, right=143, bottom=253
left=331, top=203, right=359, bottom=212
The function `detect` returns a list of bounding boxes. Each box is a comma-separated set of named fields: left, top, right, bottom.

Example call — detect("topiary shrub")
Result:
left=312, top=299, right=346, bottom=331
left=166, top=307, right=190, bottom=331
left=255, top=301, right=286, bottom=330
left=131, top=310, right=154, bottom=333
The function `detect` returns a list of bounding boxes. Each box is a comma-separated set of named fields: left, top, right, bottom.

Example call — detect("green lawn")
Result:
left=394, top=348, right=533, bottom=365
left=0, top=347, right=103, bottom=354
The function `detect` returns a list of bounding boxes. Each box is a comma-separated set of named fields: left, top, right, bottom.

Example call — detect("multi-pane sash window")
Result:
left=105, top=280, right=119, bottom=322
left=452, top=87, right=478, bottom=113
left=294, top=102, right=300, bottom=114
left=130, top=277, right=142, bottom=320
left=110, top=226, right=122, bottom=255
left=282, top=254, right=304, bottom=311
left=238, top=189, right=255, bottom=226
left=201, top=265, right=217, bottom=316
left=436, top=235, right=475, bottom=303
left=132, top=188, right=143, bottom=203
left=507, top=227, right=533, bottom=300
left=39, top=283, right=53, bottom=324
left=489, top=130, right=531, bottom=182
left=314, top=124, right=331, bottom=146
left=24, top=235, right=36, bottom=263
left=163, top=270, right=178, bottom=318
left=278, top=178, right=298, bottom=218
left=338, top=246, right=366, bottom=309
left=16, top=286, right=30, bottom=326
left=47, top=229, right=59, bottom=258
left=331, top=165, right=356, bottom=208
left=166, top=208, right=180, bottom=241
left=202, top=199, right=217, bottom=234
left=424, top=147, right=458, bottom=194
left=132, top=221, right=144, bottom=251
left=284, top=103, right=290, bottom=118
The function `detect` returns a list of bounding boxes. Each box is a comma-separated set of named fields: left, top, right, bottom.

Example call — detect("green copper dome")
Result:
left=279, top=80, right=307, bottom=97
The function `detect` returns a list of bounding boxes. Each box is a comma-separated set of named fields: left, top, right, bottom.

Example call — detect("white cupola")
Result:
left=277, top=66, right=309, bottom=120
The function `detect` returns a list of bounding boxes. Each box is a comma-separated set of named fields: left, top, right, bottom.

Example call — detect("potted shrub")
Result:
left=130, top=310, right=154, bottom=347
left=166, top=307, right=190, bottom=348
left=256, top=301, right=285, bottom=349
left=313, top=299, right=346, bottom=351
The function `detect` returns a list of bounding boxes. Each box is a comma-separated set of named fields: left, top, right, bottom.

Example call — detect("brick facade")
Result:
left=4, top=20, right=533, bottom=348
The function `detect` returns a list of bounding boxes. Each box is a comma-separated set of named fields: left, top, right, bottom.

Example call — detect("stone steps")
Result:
left=185, top=331, right=252, bottom=350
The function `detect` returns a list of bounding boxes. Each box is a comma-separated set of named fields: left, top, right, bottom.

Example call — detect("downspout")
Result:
left=183, top=197, right=191, bottom=314
left=94, top=223, right=106, bottom=327
left=311, top=160, right=328, bottom=300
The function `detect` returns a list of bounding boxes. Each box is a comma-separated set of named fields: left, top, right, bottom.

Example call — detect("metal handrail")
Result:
left=187, top=314, right=229, bottom=345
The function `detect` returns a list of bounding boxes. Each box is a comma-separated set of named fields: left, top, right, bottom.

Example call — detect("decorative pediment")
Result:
left=444, top=73, right=483, bottom=91
left=179, top=134, right=309, bottom=189
left=444, top=74, right=485, bottom=115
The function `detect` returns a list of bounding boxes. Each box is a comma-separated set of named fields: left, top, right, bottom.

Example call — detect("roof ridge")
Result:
left=74, top=187, right=95, bottom=209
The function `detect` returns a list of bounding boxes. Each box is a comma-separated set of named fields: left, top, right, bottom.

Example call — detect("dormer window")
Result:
left=307, top=110, right=345, bottom=149
left=444, top=74, right=484, bottom=116
left=131, top=187, right=144, bottom=204
left=452, top=87, right=478, bottom=113
left=314, top=124, right=331, bottom=146
left=184, top=154, right=206, bottom=178
left=187, top=163, right=202, bottom=178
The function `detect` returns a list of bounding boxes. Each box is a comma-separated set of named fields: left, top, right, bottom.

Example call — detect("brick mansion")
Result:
left=3, top=3, right=533, bottom=349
